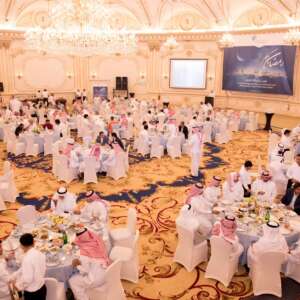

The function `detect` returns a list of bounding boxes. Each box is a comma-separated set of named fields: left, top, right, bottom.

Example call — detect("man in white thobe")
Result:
left=78, top=190, right=108, bottom=222
left=222, top=172, right=244, bottom=203
left=247, top=221, right=288, bottom=268
left=9, top=97, right=22, bottom=114
left=50, top=187, right=77, bottom=214
left=252, top=170, right=277, bottom=203
left=190, top=198, right=213, bottom=237
left=204, top=176, right=222, bottom=206
left=0, top=241, right=11, bottom=300
left=189, top=126, right=202, bottom=177
left=69, top=229, right=110, bottom=300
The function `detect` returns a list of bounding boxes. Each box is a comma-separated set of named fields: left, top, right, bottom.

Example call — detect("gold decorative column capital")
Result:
left=147, top=40, right=161, bottom=52
left=0, top=40, right=11, bottom=49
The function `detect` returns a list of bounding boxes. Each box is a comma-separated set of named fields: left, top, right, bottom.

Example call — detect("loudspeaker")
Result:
left=121, top=77, right=128, bottom=90
left=116, top=77, right=122, bottom=90
left=204, top=96, right=214, bottom=107
left=0, top=82, right=3, bottom=92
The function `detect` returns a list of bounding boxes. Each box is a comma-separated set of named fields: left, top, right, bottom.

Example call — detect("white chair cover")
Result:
left=268, top=132, right=280, bottom=155
left=124, top=145, right=130, bottom=173
left=248, top=247, right=287, bottom=297
left=17, top=205, right=37, bottom=226
left=107, top=153, right=126, bottom=180
left=83, top=157, right=98, bottom=184
left=0, top=170, right=18, bottom=203
left=109, top=230, right=140, bottom=283
left=44, top=133, right=54, bottom=155
left=205, top=236, right=243, bottom=287
left=56, top=155, right=78, bottom=183
left=167, top=136, right=181, bottom=159
left=137, top=137, right=150, bottom=156
left=110, top=207, right=137, bottom=248
left=24, top=134, right=40, bottom=156
left=285, top=254, right=300, bottom=284
left=174, top=222, right=208, bottom=272
left=88, top=260, right=126, bottom=300
left=52, top=141, right=62, bottom=177
left=45, top=278, right=66, bottom=300
left=150, top=136, right=164, bottom=159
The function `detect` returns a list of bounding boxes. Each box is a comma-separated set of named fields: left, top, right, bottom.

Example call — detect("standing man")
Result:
left=239, top=160, right=253, bottom=197
left=10, top=233, right=47, bottom=300
left=41, top=89, right=49, bottom=106
left=82, top=89, right=87, bottom=101
left=189, top=126, right=203, bottom=177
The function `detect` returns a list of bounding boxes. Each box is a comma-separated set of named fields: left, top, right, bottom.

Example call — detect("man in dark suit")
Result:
left=281, top=182, right=300, bottom=215
left=96, top=131, right=109, bottom=146
left=178, top=121, right=189, bottom=140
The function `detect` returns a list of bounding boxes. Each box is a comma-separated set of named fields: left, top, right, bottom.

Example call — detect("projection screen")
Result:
left=169, top=59, right=207, bottom=89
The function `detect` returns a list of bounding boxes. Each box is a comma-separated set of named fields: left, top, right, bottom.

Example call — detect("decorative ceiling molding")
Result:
left=0, top=25, right=297, bottom=45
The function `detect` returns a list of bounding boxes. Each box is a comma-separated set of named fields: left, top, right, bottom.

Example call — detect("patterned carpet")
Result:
left=0, top=131, right=275, bottom=299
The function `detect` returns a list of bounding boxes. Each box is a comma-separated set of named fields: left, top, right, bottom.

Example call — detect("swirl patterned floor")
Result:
left=0, top=131, right=274, bottom=299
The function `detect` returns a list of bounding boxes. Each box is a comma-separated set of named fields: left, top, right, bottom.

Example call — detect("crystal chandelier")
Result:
left=25, top=0, right=137, bottom=56
left=218, top=33, right=234, bottom=48
left=284, top=28, right=300, bottom=45
left=163, top=35, right=179, bottom=50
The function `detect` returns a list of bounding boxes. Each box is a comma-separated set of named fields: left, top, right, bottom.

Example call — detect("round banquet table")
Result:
left=237, top=230, right=300, bottom=265
left=7, top=214, right=112, bottom=286
left=213, top=200, right=300, bottom=266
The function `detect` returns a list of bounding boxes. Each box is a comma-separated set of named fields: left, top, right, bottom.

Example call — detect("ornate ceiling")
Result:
left=0, top=0, right=300, bottom=32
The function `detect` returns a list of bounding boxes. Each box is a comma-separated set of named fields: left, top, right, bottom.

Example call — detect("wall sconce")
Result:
left=16, top=73, right=23, bottom=79
left=67, top=73, right=73, bottom=79
left=91, top=72, right=97, bottom=79
left=140, top=72, right=146, bottom=80
left=163, top=74, right=169, bottom=79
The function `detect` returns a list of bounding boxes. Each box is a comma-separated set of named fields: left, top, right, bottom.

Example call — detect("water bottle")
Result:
left=62, top=230, right=68, bottom=245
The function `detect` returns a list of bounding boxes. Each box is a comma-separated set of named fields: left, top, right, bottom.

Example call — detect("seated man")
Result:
left=42, top=119, right=53, bottom=130
left=211, top=215, right=243, bottom=253
left=252, top=170, right=277, bottom=203
left=222, top=172, right=244, bottom=203
left=96, top=131, right=109, bottom=146
left=69, top=228, right=110, bottom=300
left=281, top=182, right=300, bottom=215
left=248, top=221, right=288, bottom=268
left=100, top=145, right=116, bottom=175
left=186, top=183, right=213, bottom=238
left=204, top=176, right=222, bottom=206
left=0, top=241, right=11, bottom=300
left=62, top=138, right=75, bottom=157
left=10, top=233, right=47, bottom=300
left=50, top=187, right=77, bottom=214
left=76, top=190, right=108, bottom=222
left=286, top=154, right=300, bottom=189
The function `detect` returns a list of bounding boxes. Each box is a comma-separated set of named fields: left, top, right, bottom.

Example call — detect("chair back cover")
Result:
left=45, top=278, right=58, bottom=300
left=17, top=205, right=37, bottom=226
left=127, top=208, right=137, bottom=235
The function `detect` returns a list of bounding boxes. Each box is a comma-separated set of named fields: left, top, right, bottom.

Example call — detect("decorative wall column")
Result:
left=0, top=40, right=12, bottom=94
